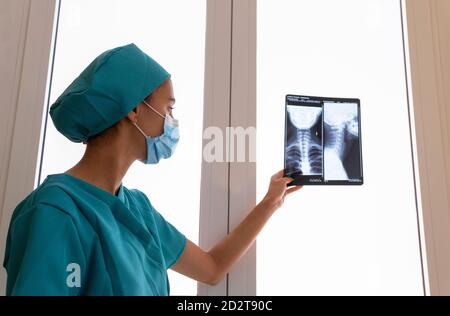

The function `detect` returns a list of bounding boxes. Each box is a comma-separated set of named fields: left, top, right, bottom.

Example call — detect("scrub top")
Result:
left=2, top=173, right=187, bottom=296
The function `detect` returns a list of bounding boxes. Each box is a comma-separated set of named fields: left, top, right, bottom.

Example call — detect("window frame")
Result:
left=0, top=0, right=58, bottom=295
left=198, top=0, right=257, bottom=296
left=403, top=0, right=450, bottom=296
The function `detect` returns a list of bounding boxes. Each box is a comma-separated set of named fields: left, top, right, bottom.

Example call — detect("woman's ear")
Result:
left=126, top=106, right=139, bottom=123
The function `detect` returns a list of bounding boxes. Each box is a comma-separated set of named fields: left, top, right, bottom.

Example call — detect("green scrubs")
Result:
left=3, top=173, right=187, bottom=296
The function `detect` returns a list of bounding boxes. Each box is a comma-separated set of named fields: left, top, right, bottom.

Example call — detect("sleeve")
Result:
left=4, top=205, right=86, bottom=296
left=151, top=209, right=187, bottom=269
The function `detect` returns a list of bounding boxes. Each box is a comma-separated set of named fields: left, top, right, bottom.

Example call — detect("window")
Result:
left=256, top=0, right=424, bottom=295
left=38, top=0, right=206, bottom=295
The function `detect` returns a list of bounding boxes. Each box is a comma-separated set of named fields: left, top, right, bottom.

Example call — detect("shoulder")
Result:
left=10, top=180, right=80, bottom=226
left=34, top=182, right=77, bottom=210
left=5, top=183, right=88, bottom=263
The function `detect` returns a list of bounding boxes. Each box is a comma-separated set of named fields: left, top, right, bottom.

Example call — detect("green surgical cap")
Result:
left=50, top=43, right=171, bottom=143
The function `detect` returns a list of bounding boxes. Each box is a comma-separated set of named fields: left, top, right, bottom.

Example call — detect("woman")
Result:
left=3, top=43, right=302, bottom=295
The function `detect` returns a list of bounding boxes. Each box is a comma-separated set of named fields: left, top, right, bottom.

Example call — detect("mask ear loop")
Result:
left=143, top=100, right=166, bottom=119
left=132, top=121, right=148, bottom=137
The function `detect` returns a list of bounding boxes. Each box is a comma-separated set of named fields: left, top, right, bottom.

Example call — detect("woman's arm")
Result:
left=171, top=170, right=302, bottom=285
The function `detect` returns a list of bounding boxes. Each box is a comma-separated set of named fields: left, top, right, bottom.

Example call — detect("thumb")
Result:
left=286, top=185, right=303, bottom=195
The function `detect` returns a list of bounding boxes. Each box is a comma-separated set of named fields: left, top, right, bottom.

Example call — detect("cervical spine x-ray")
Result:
left=285, top=97, right=362, bottom=184
left=285, top=105, right=323, bottom=177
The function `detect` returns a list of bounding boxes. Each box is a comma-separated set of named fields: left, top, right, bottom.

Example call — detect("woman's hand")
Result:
left=261, top=169, right=303, bottom=211
left=173, top=169, right=303, bottom=285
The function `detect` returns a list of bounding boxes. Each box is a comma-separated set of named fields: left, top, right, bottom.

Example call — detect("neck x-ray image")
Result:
left=284, top=95, right=363, bottom=185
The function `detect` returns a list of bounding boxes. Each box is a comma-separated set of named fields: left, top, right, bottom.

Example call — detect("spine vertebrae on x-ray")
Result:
left=286, top=106, right=359, bottom=177
left=286, top=130, right=322, bottom=175
left=286, top=107, right=323, bottom=175
left=324, top=109, right=359, bottom=161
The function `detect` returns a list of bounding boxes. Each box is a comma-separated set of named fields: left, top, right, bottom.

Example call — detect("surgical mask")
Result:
left=133, top=100, right=180, bottom=164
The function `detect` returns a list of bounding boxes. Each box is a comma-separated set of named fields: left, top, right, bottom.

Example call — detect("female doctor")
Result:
left=3, top=43, right=302, bottom=295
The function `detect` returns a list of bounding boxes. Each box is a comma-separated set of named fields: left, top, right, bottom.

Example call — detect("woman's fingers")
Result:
left=263, top=170, right=302, bottom=211
left=286, top=185, right=303, bottom=195
left=271, top=170, right=294, bottom=184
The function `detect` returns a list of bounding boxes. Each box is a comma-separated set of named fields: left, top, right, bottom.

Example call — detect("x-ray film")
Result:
left=284, top=95, right=363, bottom=186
